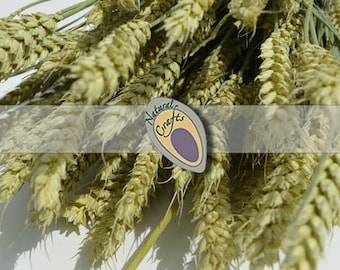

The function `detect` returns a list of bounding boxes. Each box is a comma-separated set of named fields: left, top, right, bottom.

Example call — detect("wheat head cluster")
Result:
left=0, top=0, right=340, bottom=269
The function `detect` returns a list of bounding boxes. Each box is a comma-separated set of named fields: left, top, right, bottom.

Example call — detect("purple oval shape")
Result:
left=170, top=128, right=199, bottom=162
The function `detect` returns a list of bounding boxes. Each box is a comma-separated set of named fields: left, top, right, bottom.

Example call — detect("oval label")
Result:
left=145, top=97, right=207, bottom=173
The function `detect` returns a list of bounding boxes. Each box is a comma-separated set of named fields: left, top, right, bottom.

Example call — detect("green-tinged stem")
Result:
left=309, top=13, right=319, bottom=45
left=239, top=44, right=255, bottom=75
left=10, top=0, right=50, bottom=17
left=57, top=14, right=86, bottom=31
left=303, top=0, right=314, bottom=43
left=312, top=5, right=340, bottom=43
left=189, top=14, right=230, bottom=57
left=150, top=9, right=171, bottom=28
left=59, top=0, right=97, bottom=20
left=124, top=202, right=179, bottom=270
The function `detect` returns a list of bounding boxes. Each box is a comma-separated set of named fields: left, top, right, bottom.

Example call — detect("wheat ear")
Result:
left=67, top=19, right=151, bottom=104
left=256, top=20, right=300, bottom=105
left=28, top=105, right=89, bottom=228
left=0, top=154, right=32, bottom=202
left=228, top=0, right=269, bottom=33
left=192, top=172, right=234, bottom=269
left=0, top=13, right=67, bottom=80
left=237, top=153, right=319, bottom=269
left=170, top=41, right=233, bottom=211
left=282, top=154, right=340, bottom=270
left=90, top=139, right=161, bottom=261
left=276, top=0, right=302, bottom=16
left=163, top=0, right=216, bottom=47
left=93, top=45, right=183, bottom=146
left=295, top=43, right=340, bottom=105
left=323, top=0, right=340, bottom=32
left=63, top=155, right=134, bottom=227
left=86, top=0, right=141, bottom=26
left=0, top=43, right=79, bottom=105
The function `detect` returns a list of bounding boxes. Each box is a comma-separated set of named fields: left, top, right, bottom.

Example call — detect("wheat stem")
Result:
left=125, top=201, right=179, bottom=270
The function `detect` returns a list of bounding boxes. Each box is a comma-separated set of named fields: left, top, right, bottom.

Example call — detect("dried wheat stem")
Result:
left=125, top=200, right=179, bottom=270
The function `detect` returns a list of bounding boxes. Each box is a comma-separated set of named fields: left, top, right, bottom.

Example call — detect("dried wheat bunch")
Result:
left=0, top=0, right=340, bottom=269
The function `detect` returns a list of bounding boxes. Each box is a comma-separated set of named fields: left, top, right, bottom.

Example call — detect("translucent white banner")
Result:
left=0, top=105, right=339, bottom=153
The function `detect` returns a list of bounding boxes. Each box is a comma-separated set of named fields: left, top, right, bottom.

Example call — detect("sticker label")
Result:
left=145, top=97, right=207, bottom=173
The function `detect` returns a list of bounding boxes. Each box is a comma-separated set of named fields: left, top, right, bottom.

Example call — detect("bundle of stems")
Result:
left=0, top=0, right=340, bottom=269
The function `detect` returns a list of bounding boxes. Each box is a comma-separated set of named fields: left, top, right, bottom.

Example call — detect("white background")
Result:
left=0, top=1, right=339, bottom=269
